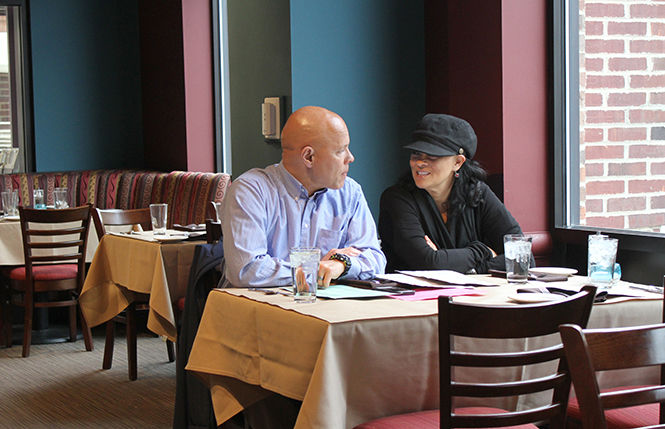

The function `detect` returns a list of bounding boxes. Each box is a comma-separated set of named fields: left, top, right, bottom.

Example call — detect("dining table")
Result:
left=79, top=231, right=204, bottom=341
left=184, top=275, right=663, bottom=429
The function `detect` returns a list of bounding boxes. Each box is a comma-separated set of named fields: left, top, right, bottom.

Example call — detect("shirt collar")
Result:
left=277, top=162, right=328, bottom=201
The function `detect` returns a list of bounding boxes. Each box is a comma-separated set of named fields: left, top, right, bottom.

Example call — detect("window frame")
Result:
left=0, top=0, right=34, bottom=172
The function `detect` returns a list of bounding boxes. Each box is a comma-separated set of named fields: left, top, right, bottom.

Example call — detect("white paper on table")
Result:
left=377, top=270, right=495, bottom=288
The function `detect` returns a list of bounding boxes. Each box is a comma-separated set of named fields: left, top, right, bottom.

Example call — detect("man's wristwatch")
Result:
left=330, top=253, right=351, bottom=278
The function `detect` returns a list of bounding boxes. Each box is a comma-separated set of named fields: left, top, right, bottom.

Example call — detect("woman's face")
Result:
left=409, top=151, right=464, bottom=195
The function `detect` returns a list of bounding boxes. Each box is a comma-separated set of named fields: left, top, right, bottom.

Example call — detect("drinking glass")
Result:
left=588, top=234, right=618, bottom=289
left=290, top=248, right=320, bottom=303
left=33, top=189, right=46, bottom=209
left=54, top=187, right=69, bottom=209
left=149, top=203, right=168, bottom=235
left=503, top=234, right=532, bottom=283
left=1, top=189, right=18, bottom=216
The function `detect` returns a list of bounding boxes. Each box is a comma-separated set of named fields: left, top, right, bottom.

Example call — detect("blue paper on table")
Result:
left=316, top=284, right=392, bottom=299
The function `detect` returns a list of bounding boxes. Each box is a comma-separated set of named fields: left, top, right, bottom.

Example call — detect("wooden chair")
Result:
left=92, top=207, right=175, bottom=380
left=209, top=201, right=222, bottom=222
left=5, top=204, right=94, bottom=357
left=353, top=285, right=597, bottom=429
left=205, top=219, right=221, bottom=244
left=560, top=288, right=665, bottom=429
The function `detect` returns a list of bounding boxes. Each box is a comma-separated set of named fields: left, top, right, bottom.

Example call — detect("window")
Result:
left=0, top=1, right=33, bottom=173
left=212, top=0, right=231, bottom=175
left=555, top=0, right=665, bottom=235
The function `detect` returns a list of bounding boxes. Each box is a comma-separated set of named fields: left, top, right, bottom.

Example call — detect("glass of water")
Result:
left=588, top=233, right=618, bottom=289
left=290, top=248, right=320, bottom=303
left=33, top=188, right=46, bottom=209
left=504, top=234, right=533, bottom=283
left=54, top=187, right=69, bottom=209
left=149, top=203, right=168, bottom=235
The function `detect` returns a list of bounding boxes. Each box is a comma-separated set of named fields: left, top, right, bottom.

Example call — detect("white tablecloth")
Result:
left=0, top=218, right=98, bottom=265
left=186, top=276, right=662, bottom=429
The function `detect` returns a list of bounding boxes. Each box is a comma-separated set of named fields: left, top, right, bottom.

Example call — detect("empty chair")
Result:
left=560, top=322, right=665, bottom=428
left=5, top=204, right=94, bottom=357
left=354, top=285, right=597, bottom=429
left=92, top=207, right=175, bottom=380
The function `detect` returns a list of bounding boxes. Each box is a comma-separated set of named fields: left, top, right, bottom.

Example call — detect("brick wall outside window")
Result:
left=579, top=0, right=665, bottom=232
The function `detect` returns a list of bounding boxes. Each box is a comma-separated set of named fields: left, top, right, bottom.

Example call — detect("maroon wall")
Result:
left=425, top=0, right=550, bottom=233
left=139, top=0, right=215, bottom=173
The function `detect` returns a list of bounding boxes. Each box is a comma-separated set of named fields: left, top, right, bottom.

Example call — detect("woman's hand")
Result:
left=424, top=235, right=438, bottom=251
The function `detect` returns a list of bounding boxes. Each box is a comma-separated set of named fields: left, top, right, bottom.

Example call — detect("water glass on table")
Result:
left=33, top=189, right=46, bottom=209
left=504, top=234, right=532, bottom=283
left=149, top=203, right=168, bottom=235
left=1, top=189, right=18, bottom=216
left=54, top=187, right=69, bottom=209
left=587, top=233, right=618, bottom=289
left=290, top=248, right=320, bottom=303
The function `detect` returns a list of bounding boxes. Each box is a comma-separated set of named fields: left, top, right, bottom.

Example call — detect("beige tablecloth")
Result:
left=186, top=277, right=663, bottom=429
left=79, top=233, right=200, bottom=341
left=0, top=218, right=98, bottom=265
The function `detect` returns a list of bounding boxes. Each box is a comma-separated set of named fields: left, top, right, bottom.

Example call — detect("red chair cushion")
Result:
left=353, top=410, right=438, bottom=429
left=567, top=386, right=658, bottom=428
left=353, top=408, right=539, bottom=429
left=9, top=264, right=79, bottom=281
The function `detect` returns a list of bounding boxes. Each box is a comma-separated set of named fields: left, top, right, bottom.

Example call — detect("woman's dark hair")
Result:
left=448, top=159, right=487, bottom=216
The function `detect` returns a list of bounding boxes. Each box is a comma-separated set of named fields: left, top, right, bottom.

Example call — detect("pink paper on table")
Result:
left=391, top=288, right=484, bottom=301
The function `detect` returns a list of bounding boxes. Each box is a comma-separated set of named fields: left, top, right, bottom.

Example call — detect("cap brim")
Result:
left=403, top=141, right=457, bottom=157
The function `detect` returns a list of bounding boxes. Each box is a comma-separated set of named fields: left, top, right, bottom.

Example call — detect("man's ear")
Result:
left=302, top=146, right=314, bottom=168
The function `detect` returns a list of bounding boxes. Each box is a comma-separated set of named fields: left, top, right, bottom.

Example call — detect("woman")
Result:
left=378, top=113, right=524, bottom=274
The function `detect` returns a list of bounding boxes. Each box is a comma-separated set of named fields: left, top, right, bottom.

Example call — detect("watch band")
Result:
left=330, top=253, right=351, bottom=278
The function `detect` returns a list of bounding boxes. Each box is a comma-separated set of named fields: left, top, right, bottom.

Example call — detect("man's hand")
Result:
left=317, top=247, right=359, bottom=288
left=317, top=260, right=345, bottom=288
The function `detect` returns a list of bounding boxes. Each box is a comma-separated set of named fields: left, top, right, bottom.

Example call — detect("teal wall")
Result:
left=227, top=0, right=291, bottom=177
left=289, top=0, right=425, bottom=217
left=30, top=0, right=143, bottom=172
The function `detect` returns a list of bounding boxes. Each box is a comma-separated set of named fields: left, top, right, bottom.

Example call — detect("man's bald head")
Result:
left=280, top=106, right=354, bottom=195
left=281, top=106, right=347, bottom=153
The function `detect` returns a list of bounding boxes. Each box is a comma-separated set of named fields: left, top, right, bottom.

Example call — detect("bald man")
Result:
left=221, top=105, right=386, bottom=289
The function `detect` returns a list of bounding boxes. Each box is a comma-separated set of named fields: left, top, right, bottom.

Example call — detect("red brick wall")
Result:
left=579, top=0, right=665, bottom=232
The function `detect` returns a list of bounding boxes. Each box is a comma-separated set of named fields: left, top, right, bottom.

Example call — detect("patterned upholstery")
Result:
left=0, top=170, right=231, bottom=226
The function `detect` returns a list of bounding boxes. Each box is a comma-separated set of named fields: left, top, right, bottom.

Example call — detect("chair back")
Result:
left=92, top=207, right=152, bottom=240
left=560, top=289, right=665, bottom=429
left=439, top=285, right=597, bottom=429
left=209, top=201, right=222, bottom=222
left=18, top=204, right=92, bottom=288
left=205, top=219, right=221, bottom=244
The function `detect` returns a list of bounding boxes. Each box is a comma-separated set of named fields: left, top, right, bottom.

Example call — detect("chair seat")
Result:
left=352, top=408, right=539, bottom=429
left=567, top=386, right=658, bottom=428
left=9, top=264, right=78, bottom=281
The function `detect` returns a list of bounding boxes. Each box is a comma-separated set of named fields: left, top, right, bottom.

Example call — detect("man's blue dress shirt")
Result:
left=221, top=162, right=386, bottom=287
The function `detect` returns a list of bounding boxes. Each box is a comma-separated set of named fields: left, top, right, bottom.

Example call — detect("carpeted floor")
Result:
left=0, top=327, right=176, bottom=428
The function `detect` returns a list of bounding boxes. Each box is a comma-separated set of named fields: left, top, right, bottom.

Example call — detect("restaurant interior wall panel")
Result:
left=501, top=0, right=550, bottom=233
left=29, top=0, right=144, bottom=172
left=290, top=0, right=425, bottom=218
left=426, top=0, right=504, bottom=179
left=182, top=0, right=214, bottom=173
left=138, top=0, right=188, bottom=172
left=226, top=0, right=291, bottom=178
left=425, top=0, right=551, bottom=234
